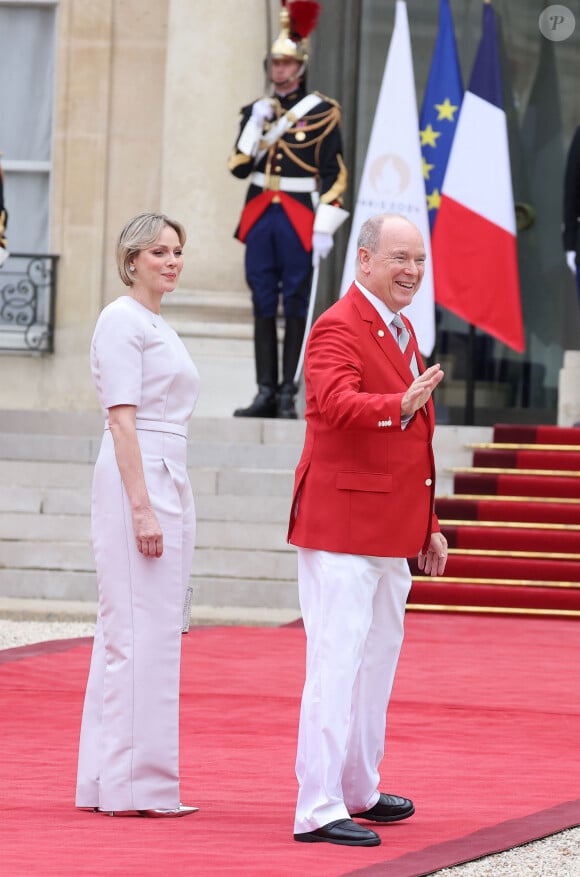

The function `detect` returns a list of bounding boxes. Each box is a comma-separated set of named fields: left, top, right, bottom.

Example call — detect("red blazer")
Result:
left=288, top=285, right=440, bottom=558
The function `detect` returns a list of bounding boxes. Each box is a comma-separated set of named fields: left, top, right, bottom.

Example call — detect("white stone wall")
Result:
left=0, top=0, right=265, bottom=412
left=162, top=0, right=266, bottom=292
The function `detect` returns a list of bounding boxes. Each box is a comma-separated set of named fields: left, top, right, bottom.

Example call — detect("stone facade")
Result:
left=0, top=0, right=265, bottom=412
left=1, top=0, right=577, bottom=425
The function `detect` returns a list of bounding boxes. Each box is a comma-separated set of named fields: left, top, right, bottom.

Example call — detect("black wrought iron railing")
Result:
left=0, top=253, right=59, bottom=353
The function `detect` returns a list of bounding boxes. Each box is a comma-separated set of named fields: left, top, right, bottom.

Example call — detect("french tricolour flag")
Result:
left=431, top=1, right=524, bottom=352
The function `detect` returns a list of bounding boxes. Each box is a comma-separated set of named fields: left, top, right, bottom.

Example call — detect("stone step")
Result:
left=0, top=460, right=294, bottom=499
left=0, top=410, right=304, bottom=441
left=0, top=433, right=99, bottom=464
left=0, top=486, right=291, bottom=523
left=0, top=569, right=97, bottom=602
left=0, top=419, right=305, bottom=467
left=0, top=438, right=301, bottom=474
left=0, top=512, right=90, bottom=542
left=193, top=546, right=295, bottom=580
left=0, top=540, right=295, bottom=580
left=174, top=319, right=253, bottom=341
left=1, top=540, right=94, bottom=572
left=214, top=468, right=294, bottom=497
left=0, top=512, right=289, bottom=551
left=188, top=442, right=301, bottom=470
left=0, top=415, right=491, bottom=610
left=0, top=570, right=299, bottom=610
left=192, top=576, right=298, bottom=611
left=0, top=596, right=299, bottom=626
left=196, top=493, right=290, bottom=524
left=162, top=288, right=253, bottom=325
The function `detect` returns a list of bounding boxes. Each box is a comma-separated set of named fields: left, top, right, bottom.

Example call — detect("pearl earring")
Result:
left=129, top=265, right=135, bottom=272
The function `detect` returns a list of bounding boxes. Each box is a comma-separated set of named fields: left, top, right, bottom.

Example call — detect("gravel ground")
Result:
left=0, top=618, right=96, bottom=650
left=1, top=618, right=578, bottom=876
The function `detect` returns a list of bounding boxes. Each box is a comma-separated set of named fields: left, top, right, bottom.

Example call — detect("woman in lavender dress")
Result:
left=76, top=213, right=200, bottom=817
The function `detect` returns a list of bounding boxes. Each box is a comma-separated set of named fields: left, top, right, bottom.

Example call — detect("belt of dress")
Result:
left=250, top=171, right=317, bottom=193
left=105, top=418, right=188, bottom=438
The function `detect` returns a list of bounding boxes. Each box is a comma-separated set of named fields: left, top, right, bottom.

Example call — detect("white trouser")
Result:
left=294, top=547, right=411, bottom=833
left=75, top=428, right=195, bottom=812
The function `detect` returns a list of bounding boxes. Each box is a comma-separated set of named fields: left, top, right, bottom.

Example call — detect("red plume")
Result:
left=288, top=1, right=321, bottom=39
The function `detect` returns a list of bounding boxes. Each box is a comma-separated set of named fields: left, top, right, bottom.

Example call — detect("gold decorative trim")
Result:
left=314, top=91, right=340, bottom=108
left=437, top=493, right=580, bottom=505
left=320, top=154, right=348, bottom=204
left=412, top=575, right=580, bottom=589
left=466, top=442, right=580, bottom=452
left=449, top=466, right=580, bottom=477
left=407, top=603, right=580, bottom=618
left=227, top=151, right=253, bottom=171
left=439, top=519, right=580, bottom=531
left=446, top=548, right=580, bottom=560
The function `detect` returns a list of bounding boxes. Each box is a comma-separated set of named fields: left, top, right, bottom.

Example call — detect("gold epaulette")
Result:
left=314, top=91, right=341, bottom=109
left=227, top=151, right=253, bottom=172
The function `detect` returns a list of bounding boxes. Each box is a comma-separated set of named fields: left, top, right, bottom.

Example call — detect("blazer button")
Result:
left=425, top=478, right=433, bottom=486
left=378, top=329, right=385, bottom=337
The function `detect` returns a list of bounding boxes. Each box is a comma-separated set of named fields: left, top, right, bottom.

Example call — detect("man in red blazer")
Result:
left=289, top=213, right=447, bottom=847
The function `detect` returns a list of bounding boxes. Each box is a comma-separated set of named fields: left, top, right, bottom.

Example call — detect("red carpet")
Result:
left=452, top=471, right=580, bottom=500
left=435, top=496, right=580, bottom=526
left=412, top=554, right=580, bottom=582
left=493, top=424, right=580, bottom=444
left=472, top=448, right=580, bottom=471
left=444, top=523, right=580, bottom=553
left=409, top=424, right=580, bottom=616
left=1, top=615, right=580, bottom=877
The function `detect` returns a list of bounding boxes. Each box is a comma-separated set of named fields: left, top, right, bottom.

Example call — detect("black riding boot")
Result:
left=234, top=317, right=279, bottom=417
left=278, top=316, right=306, bottom=419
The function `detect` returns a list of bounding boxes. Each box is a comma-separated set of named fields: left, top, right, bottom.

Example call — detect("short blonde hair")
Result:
left=116, top=212, right=187, bottom=287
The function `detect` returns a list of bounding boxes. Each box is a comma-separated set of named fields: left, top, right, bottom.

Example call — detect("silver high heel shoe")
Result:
left=139, top=805, right=199, bottom=818
left=99, top=804, right=199, bottom=818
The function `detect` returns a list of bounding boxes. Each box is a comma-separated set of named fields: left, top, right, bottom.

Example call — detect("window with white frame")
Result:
left=0, top=0, right=57, bottom=254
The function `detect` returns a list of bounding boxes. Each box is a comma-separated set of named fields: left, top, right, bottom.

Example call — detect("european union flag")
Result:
left=419, top=0, right=463, bottom=231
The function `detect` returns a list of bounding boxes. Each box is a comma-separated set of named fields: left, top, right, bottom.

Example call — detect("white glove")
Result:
left=566, top=251, right=577, bottom=274
left=312, top=231, right=333, bottom=268
left=251, top=98, right=274, bottom=128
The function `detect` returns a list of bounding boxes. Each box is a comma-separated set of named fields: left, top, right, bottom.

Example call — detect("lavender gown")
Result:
left=76, top=295, right=200, bottom=811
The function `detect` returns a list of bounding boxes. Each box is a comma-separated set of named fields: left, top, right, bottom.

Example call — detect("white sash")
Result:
left=256, top=92, right=322, bottom=162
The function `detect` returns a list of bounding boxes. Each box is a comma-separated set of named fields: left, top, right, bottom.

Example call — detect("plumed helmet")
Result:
left=270, top=1, right=321, bottom=64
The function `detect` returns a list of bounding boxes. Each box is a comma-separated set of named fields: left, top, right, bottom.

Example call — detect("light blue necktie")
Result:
left=391, top=314, right=418, bottom=377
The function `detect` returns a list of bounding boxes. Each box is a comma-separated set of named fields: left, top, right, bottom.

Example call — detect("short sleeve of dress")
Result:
left=91, top=302, right=144, bottom=410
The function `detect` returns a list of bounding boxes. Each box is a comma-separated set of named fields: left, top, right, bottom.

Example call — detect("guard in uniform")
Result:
left=0, top=154, right=8, bottom=267
left=228, top=0, right=348, bottom=419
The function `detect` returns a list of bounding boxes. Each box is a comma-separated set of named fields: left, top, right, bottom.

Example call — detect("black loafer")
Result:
left=352, top=793, right=415, bottom=823
left=294, top=817, right=381, bottom=846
